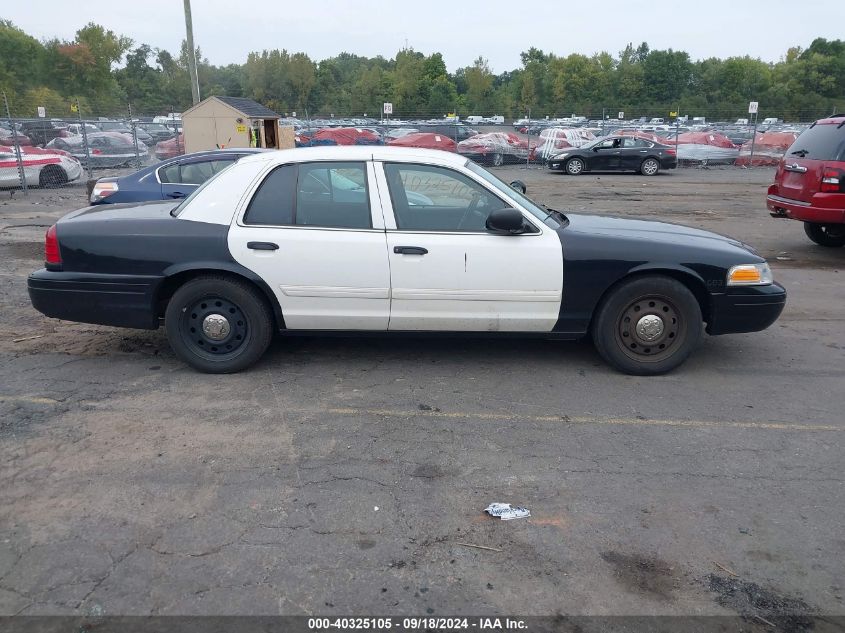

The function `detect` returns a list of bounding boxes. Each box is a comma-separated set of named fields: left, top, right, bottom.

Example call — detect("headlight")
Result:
left=727, top=263, right=773, bottom=286
left=553, top=153, right=569, bottom=160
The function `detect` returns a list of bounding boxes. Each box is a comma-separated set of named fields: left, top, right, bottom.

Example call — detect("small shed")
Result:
left=181, top=96, right=293, bottom=153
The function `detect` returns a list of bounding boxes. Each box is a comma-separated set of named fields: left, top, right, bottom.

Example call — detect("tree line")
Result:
left=1, top=20, right=843, bottom=121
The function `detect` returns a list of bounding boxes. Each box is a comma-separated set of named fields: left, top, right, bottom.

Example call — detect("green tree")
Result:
left=464, top=56, right=495, bottom=114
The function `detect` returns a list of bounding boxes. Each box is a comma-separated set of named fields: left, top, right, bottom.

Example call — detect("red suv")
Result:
left=767, top=115, right=845, bottom=247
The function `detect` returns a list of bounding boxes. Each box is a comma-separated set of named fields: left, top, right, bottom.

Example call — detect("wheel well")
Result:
left=154, top=269, right=284, bottom=330
left=40, top=164, right=66, bottom=183
left=592, top=269, right=711, bottom=327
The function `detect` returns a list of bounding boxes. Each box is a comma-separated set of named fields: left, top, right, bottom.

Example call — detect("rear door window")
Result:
left=787, top=125, right=845, bottom=161
left=243, top=164, right=297, bottom=225
left=295, top=162, right=371, bottom=229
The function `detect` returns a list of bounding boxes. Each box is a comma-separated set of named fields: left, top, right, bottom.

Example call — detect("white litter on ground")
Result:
left=484, top=502, right=531, bottom=521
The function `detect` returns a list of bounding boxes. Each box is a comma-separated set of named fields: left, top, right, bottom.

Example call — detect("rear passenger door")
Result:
left=228, top=161, right=391, bottom=330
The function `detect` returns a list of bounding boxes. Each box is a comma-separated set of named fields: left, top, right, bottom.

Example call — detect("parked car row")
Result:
left=0, top=118, right=181, bottom=149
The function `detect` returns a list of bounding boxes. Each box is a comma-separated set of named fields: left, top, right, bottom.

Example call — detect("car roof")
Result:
left=813, top=115, right=845, bottom=126
left=237, top=145, right=468, bottom=167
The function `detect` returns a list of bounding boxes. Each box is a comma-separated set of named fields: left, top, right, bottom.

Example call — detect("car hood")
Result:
left=563, top=213, right=760, bottom=256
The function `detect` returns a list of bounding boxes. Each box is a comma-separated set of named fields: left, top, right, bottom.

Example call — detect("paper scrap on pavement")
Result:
left=484, top=502, right=531, bottom=521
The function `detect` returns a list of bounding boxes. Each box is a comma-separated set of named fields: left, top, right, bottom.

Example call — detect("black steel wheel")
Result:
left=165, top=275, right=273, bottom=373
left=566, top=157, right=585, bottom=175
left=39, top=165, right=68, bottom=188
left=804, top=222, right=845, bottom=247
left=640, top=158, right=660, bottom=176
left=592, top=276, right=702, bottom=375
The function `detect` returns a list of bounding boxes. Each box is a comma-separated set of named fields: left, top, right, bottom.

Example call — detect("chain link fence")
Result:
left=1, top=110, right=182, bottom=194
left=3, top=103, right=835, bottom=194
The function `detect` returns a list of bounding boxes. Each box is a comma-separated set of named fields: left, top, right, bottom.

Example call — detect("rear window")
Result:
left=787, top=124, right=845, bottom=161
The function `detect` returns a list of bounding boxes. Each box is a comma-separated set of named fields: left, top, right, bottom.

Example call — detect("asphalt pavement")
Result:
left=0, top=167, right=843, bottom=622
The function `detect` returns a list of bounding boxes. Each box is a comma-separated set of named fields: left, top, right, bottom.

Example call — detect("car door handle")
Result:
left=167, top=191, right=186, bottom=198
left=393, top=246, right=428, bottom=255
left=247, top=241, right=279, bottom=251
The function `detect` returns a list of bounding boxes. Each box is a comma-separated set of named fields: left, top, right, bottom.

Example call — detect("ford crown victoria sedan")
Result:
left=28, top=147, right=786, bottom=375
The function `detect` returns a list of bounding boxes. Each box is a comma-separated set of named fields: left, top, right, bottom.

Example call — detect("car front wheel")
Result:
left=640, top=158, right=660, bottom=176
left=591, top=276, right=703, bottom=375
left=165, top=275, right=274, bottom=373
left=566, top=157, right=585, bottom=175
left=804, top=222, right=845, bottom=247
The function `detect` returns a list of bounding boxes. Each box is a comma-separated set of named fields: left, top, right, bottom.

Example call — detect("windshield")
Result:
left=465, top=160, right=562, bottom=227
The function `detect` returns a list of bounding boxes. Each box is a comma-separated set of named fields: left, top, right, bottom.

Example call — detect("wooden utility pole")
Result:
left=183, top=0, right=201, bottom=105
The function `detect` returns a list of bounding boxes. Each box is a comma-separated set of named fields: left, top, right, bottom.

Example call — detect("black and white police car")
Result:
left=29, top=146, right=785, bottom=375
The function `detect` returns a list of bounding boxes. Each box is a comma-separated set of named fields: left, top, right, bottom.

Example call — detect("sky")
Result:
left=5, top=0, right=840, bottom=72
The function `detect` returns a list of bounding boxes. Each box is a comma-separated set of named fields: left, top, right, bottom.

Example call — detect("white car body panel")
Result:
left=182, top=146, right=564, bottom=333
left=373, top=161, right=561, bottom=331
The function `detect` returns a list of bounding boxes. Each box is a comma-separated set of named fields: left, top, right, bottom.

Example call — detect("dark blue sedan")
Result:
left=89, top=149, right=267, bottom=205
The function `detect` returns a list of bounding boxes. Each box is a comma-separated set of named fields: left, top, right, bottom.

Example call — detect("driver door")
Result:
left=377, top=161, right=563, bottom=332
left=589, top=138, right=621, bottom=170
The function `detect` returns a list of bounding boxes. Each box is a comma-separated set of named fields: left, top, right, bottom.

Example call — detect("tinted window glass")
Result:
left=384, top=163, right=506, bottom=232
left=160, top=164, right=181, bottom=183
left=244, top=165, right=297, bottom=225
left=295, top=162, right=371, bottom=229
left=211, top=159, right=235, bottom=174
left=180, top=161, right=215, bottom=185
left=787, top=125, right=845, bottom=161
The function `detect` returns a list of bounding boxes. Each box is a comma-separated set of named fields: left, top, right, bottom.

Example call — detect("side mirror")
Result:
left=486, top=208, right=526, bottom=234
left=509, top=179, right=527, bottom=194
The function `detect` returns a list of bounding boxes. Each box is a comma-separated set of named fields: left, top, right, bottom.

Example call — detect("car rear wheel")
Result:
left=165, top=275, right=273, bottom=373
left=566, top=158, right=585, bottom=175
left=591, top=276, right=703, bottom=375
left=640, top=158, right=660, bottom=176
left=803, top=222, right=845, bottom=247
left=39, top=165, right=68, bottom=188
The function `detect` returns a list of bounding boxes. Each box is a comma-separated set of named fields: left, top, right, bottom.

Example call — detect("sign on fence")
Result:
left=383, top=102, right=393, bottom=115
left=748, top=101, right=759, bottom=114
left=618, top=111, right=624, bottom=119
left=37, top=106, right=45, bottom=118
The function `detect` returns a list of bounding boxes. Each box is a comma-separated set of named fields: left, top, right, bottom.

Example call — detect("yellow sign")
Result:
left=447, top=113, right=456, bottom=119
left=236, top=124, right=247, bottom=133
left=669, top=111, right=678, bottom=117
left=70, top=103, right=78, bottom=113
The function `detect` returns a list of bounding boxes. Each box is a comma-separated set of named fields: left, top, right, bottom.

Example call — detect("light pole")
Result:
left=183, top=0, right=201, bottom=105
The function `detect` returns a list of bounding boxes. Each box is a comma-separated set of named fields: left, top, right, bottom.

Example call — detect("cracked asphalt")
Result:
left=0, top=167, right=843, bottom=619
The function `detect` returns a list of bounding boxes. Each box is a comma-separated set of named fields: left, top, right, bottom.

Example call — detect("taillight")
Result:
left=90, top=181, right=118, bottom=203
left=45, top=224, right=62, bottom=267
left=665, top=149, right=677, bottom=156
left=820, top=168, right=842, bottom=193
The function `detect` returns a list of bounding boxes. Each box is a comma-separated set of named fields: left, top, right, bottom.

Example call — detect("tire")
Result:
left=591, top=276, right=703, bottom=376
left=640, top=158, right=660, bottom=176
left=492, top=152, right=504, bottom=167
left=164, top=275, right=274, bottom=373
left=803, top=222, right=845, bottom=247
left=39, top=165, right=68, bottom=188
left=566, top=157, right=585, bottom=175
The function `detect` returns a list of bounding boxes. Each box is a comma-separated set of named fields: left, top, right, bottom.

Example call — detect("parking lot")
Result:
left=1, top=167, right=843, bottom=622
